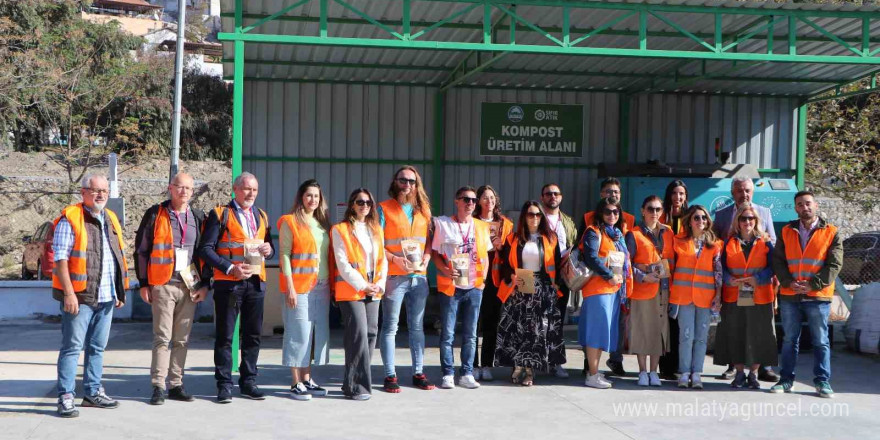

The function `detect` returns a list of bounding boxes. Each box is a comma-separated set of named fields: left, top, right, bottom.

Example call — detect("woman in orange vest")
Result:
left=578, top=197, right=632, bottom=389
left=473, top=184, right=514, bottom=382
left=713, top=203, right=777, bottom=389
left=278, top=179, right=332, bottom=401
left=331, top=188, right=388, bottom=401
left=625, top=195, right=674, bottom=387
left=658, top=179, right=688, bottom=380
left=670, top=205, right=723, bottom=390
left=494, top=201, right=564, bottom=387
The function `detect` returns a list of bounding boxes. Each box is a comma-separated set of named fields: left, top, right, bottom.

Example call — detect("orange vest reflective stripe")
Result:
left=670, top=237, right=721, bottom=308
left=722, top=237, right=774, bottom=304
left=489, top=217, right=515, bottom=286
left=496, top=234, right=560, bottom=303
left=332, top=221, right=386, bottom=302
left=582, top=211, right=635, bottom=236
left=277, top=214, right=320, bottom=293
left=379, top=199, right=429, bottom=276
left=629, top=225, right=674, bottom=300
left=582, top=225, right=630, bottom=298
left=212, top=206, right=268, bottom=282
left=52, top=204, right=130, bottom=292
left=779, top=224, right=837, bottom=298
left=436, top=219, right=490, bottom=296
left=147, top=205, right=175, bottom=285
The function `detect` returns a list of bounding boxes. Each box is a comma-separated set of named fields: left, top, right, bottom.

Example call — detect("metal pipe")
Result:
left=169, top=0, right=186, bottom=183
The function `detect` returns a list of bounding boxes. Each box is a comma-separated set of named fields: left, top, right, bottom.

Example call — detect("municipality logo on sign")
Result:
left=507, top=106, right=524, bottom=123
left=710, top=195, right=734, bottom=214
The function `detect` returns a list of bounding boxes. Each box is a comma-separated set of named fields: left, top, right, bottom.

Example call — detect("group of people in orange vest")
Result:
left=51, top=167, right=842, bottom=417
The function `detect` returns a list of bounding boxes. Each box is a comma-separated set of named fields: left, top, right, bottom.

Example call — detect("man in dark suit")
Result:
left=712, top=176, right=780, bottom=383
left=198, top=172, right=274, bottom=403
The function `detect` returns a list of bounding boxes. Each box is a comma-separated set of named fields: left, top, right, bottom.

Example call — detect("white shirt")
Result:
left=544, top=212, right=568, bottom=250
left=432, top=216, right=493, bottom=290
left=232, top=200, right=257, bottom=238
left=522, top=234, right=543, bottom=272
left=332, top=221, right=388, bottom=293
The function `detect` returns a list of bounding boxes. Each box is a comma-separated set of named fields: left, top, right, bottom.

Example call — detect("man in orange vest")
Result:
left=377, top=166, right=435, bottom=392
left=53, top=174, right=129, bottom=418
left=431, top=186, right=492, bottom=390
left=770, top=191, right=842, bottom=398
left=134, top=172, right=208, bottom=405
left=198, top=172, right=274, bottom=404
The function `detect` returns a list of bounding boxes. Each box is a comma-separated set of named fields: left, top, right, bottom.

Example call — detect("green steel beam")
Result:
left=240, top=0, right=309, bottom=33
left=807, top=68, right=880, bottom=99
left=806, top=86, right=880, bottom=103
left=231, top=0, right=243, bottom=376
left=796, top=102, right=807, bottom=190
left=243, top=156, right=433, bottom=165
left=218, top=14, right=880, bottom=45
left=440, top=6, right=510, bottom=91
left=216, top=33, right=880, bottom=65
left=241, top=155, right=600, bottom=170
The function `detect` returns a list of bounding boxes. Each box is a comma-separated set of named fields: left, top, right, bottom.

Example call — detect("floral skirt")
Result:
left=494, top=274, right=566, bottom=371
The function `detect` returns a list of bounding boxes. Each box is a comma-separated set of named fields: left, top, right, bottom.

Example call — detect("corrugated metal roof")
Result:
left=219, top=0, right=880, bottom=96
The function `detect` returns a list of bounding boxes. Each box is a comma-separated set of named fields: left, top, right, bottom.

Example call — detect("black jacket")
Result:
left=133, top=200, right=207, bottom=289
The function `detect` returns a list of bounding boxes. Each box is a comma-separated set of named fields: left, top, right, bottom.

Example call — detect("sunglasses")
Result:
left=526, top=212, right=543, bottom=219
left=458, top=197, right=478, bottom=204
left=739, top=216, right=757, bottom=222
left=355, top=200, right=373, bottom=207
left=603, top=208, right=620, bottom=216
left=645, top=207, right=663, bottom=213
left=692, top=214, right=709, bottom=221
left=396, top=177, right=416, bottom=186
left=543, top=191, right=561, bottom=197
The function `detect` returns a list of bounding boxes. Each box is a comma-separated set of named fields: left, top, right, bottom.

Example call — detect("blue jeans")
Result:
left=677, top=304, right=712, bottom=374
left=380, top=276, right=430, bottom=377
left=440, top=287, right=483, bottom=377
left=57, top=301, right=115, bottom=397
left=779, top=300, right=831, bottom=383
left=281, top=279, right=331, bottom=368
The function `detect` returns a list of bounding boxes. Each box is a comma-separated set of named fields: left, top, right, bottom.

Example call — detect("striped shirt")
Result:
left=53, top=210, right=117, bottom=303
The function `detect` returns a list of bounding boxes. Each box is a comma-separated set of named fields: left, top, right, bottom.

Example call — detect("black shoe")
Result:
left=82, top=388, right=119, bottom=409
left=605, top=359, right=626, bottom=377
left=217, top=388, right=232, bottom=404
left=720, top=366, right=736, bottom=380
left=659, top=372, right=678, bottom=381
left=149, top=386, right=166, bottom=405
left=758, top=367, right=780, bottom=382
left=747, top=373, right=761, bottom=389
left=168, top=385, right=194, bottom=402
left=240, top=385, right=266, bottom=400
left=730, top=371, right=747, bottom=388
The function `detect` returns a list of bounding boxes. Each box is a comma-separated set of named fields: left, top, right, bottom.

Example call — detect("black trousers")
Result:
left=339, top=298, right=380, bottom=396
left=658, top=316, right=680, bottom=376
left=213, top=277, right=265, bottom=390
left=475, top=276, right=502, bottom=368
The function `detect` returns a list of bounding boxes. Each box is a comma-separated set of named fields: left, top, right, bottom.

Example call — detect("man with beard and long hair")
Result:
left=377, top=166, right=435, bottom=392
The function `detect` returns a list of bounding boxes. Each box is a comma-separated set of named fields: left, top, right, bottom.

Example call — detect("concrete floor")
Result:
left=1, top=320, right=878, bottom=440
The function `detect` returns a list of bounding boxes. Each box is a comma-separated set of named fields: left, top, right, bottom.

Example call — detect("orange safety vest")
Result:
left=148, top=205, right=175, bottom=285
left=628, top=225, right=674, bottom=300
left=489, top=216, right=515, bottom=286
left=583, top=210, right=635, bottom=235
left=277, top=214, right=323, bottom=294
left=582, top=225, right=631, bottom=298
left=722, top=237, right=774, bottom=304
left=379, top=199, right=429, bottom=276
left=779, top=224, right=837, bottom=298
left=496, top=234, right=561, bottom=303
left=436, top=218, right=491, bottom=296
left=670, top=236, right=721, bottom=308
left=212, top=206, right=268, bottom=282
left=52, top=203, right=130, bottom=292
left=331, top=221, right=386, bottom=302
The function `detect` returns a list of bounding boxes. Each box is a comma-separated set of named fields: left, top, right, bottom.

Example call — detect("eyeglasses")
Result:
left=458, top=197, right=478, bottom=204
left=171, top=183, right=193, bottom=193
left=646, top=207, right=663, bottom=213
left=542, top=191, right=561, bottom=197
left=85, top=188, right=109, bottom=196
left=739, top=216, right=757, bottom=222
left=603, top=208, right=620, bottom=216
left=602, top=189, right=621, bottom=195
left=355, top=200, right=373, bottom=207
left=692, top=214, right=709, bottom=221
left=396, top=177, right=416, bottom=186
left=526, top=212, right=542, bottom=219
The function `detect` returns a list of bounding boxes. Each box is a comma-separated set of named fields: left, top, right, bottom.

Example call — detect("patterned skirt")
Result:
left=494, top=274, right=567, bottom=371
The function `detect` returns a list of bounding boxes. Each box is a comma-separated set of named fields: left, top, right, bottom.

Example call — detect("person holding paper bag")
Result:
left=431, top=186, right=492, bottom=390
left=578, top=198, right=632, bottom=389
left=670, top=205, right=722, bottom=390
left=331, top=188, right=388, bottom=401
left=277, top=179, right=332, bottom=401
left=134, top=172, right=207, bottom=406
left=494, top=201, right=565, bottom=387
left=624, top=195, right=674, bottom=387
left=713, top=203, right=777, bottom=390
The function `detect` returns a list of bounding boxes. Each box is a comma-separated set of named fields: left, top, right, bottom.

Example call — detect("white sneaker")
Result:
left=691, top=373, right=703, bottom=390
left=678, top=372, right=690, bottom=388
left=637, top=371, right=649, bottom=386
left=473, top=368, right=482, bottom=381
left=649, top=372, right=662, bottom=387
left=585, top=373, right=612, bottom=389
left=458, top=375, right=481, bottom=389
left=440, top=375, right=455, bottom=389
left=481, top=367, right=494, bottom=382
left=552, top=366, right=570, bottom=379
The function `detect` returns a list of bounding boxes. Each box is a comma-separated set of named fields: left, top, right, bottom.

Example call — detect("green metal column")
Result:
left=230, top=0, right=245, bottom=374
left=796, top=102, right=807, bottom=190
left=618, top=94, right=631, bottom=163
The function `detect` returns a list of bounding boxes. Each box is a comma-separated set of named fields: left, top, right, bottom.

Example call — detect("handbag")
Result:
left=560, top=247, right=592, bottom=291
